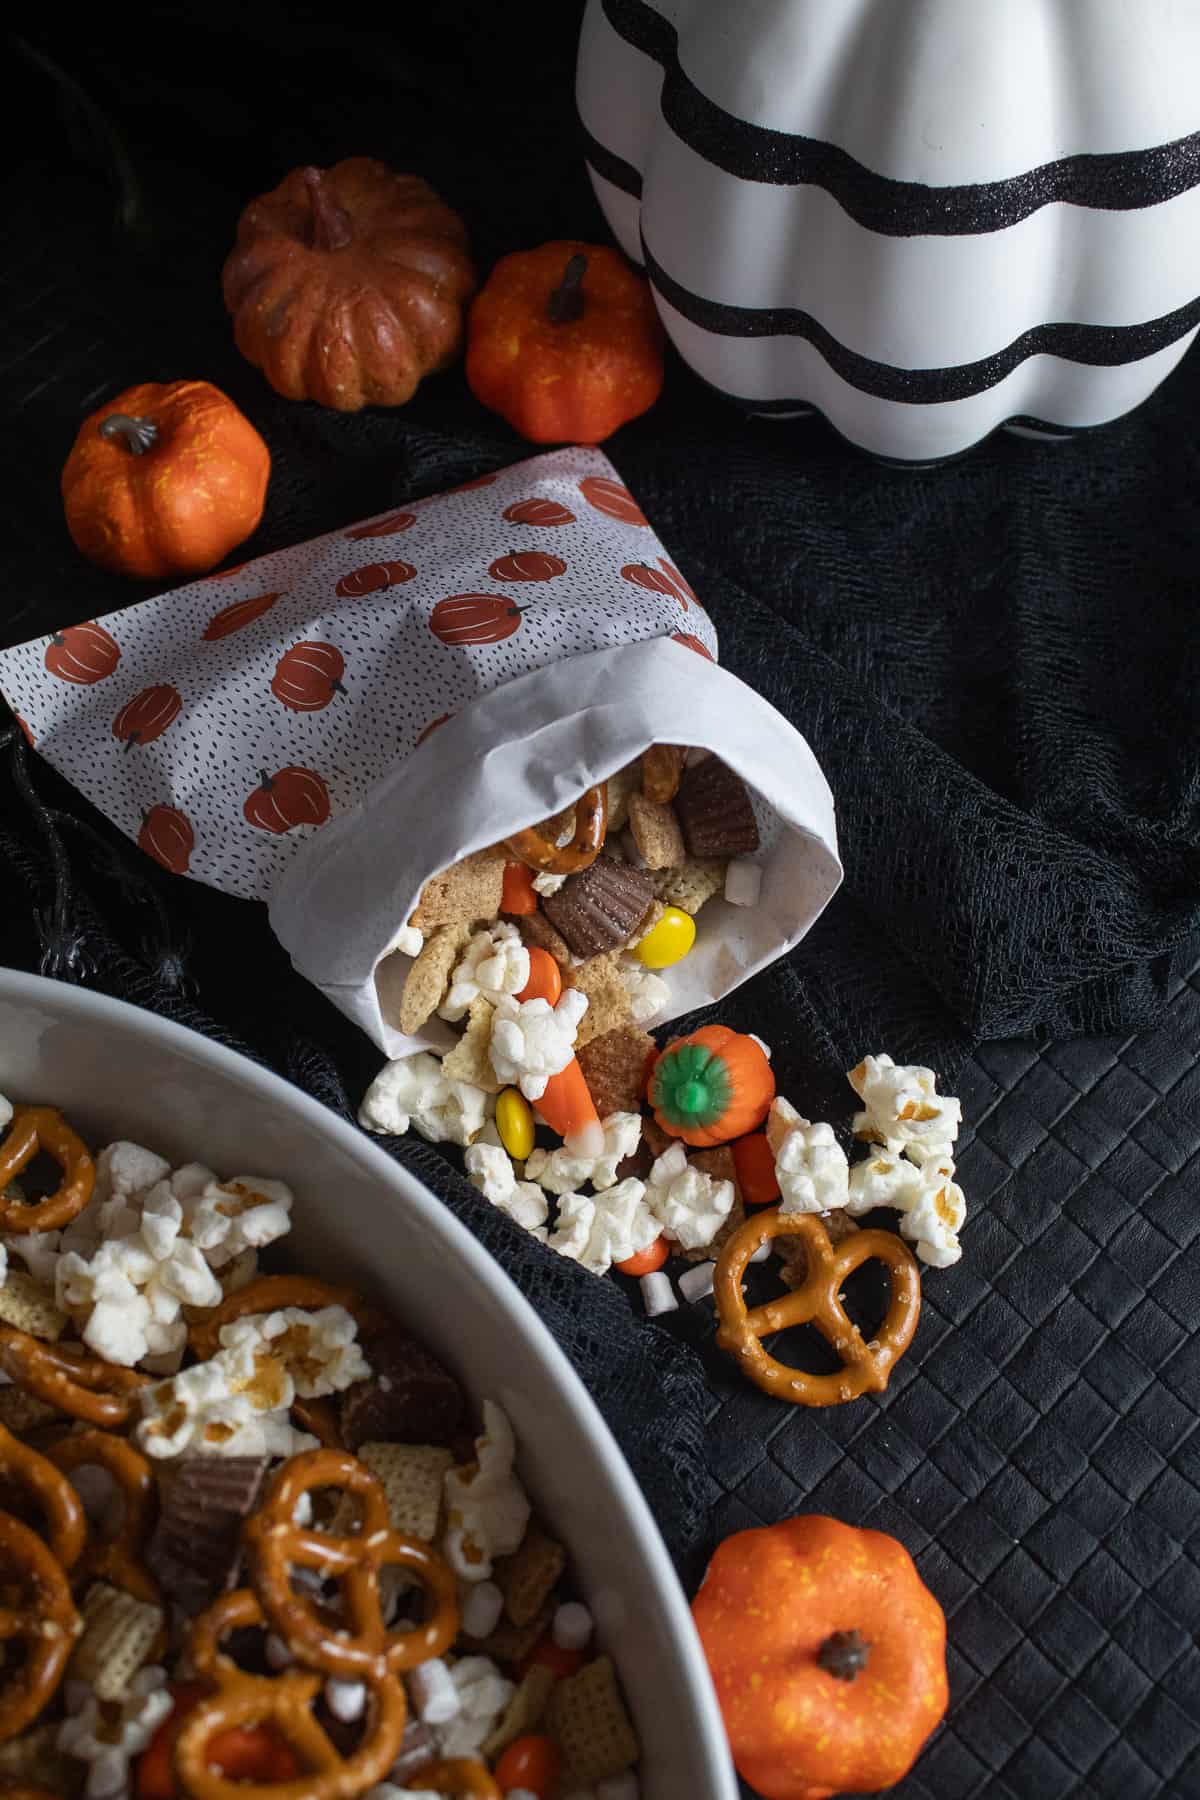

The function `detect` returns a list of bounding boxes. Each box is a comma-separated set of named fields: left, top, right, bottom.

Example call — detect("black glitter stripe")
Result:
left=641, top=237, right=1200, bottom=405
left=580, top=121, right=644, bottom=200
left=600, top=0, right=1200, bottom=237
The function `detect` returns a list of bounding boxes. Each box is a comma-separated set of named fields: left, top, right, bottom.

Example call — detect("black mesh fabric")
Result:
left=2, top=7, right=1200, bottom=1794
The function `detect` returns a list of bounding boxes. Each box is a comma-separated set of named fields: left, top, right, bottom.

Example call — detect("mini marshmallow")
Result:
left=678, top=1262, right=716, bottom=1303
left=460, top=1579, right=505, bottom=1641
left=390, top=924, right=425, bottom=959
left=749, top=1242, right=771, bottom=1264
left=0, top=1092, right=10, bottom=1131
left=553, top=1601, right=594, bottom=1652
left=488, top=989, right=588, bottom=1102
left=265, top=1633, right=294, bottom=1670
left=639, top=1271, right=677, bottom=1317
left=324, top=1679, right=367, bottom=1724
left=724, top=860, right=762, bottom=907
left=408, top=1657, right=461, bottom=1724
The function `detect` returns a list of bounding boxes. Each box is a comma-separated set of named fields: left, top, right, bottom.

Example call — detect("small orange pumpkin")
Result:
left=692, top=1515, right=948, bottom=1800
left=466, top=241, right=664, bottom=443
left=222, top=159, right=475, bottom=412
left=62, top=381, right=270, bottom=581
left=648, top=1024, right=774, bottom=1147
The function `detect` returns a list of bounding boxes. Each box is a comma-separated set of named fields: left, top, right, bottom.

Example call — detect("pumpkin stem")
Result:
left=258, top=769, right=272, bottom=790
left=817, top=1630, right=871, bottom=1682
left=302, top=167, right=354, bottom=252
left=547, top=252, right=588, bottom=324
left=99, top=414, right=159, bottom=456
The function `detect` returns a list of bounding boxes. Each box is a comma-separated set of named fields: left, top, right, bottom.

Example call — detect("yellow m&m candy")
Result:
left=634, top=905, right=696, bottom=970
left=496, top=1087, right=535, bottom=1161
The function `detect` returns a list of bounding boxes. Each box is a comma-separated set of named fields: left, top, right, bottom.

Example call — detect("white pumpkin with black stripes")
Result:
left=577, top=0, right=1200, bottom=463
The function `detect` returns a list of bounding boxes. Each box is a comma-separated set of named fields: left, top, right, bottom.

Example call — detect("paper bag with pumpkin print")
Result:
left=0, top=447, right=840, bottom=1055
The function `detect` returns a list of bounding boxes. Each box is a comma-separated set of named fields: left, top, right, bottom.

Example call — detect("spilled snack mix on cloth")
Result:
left=0, top=1091, right=641, bottom=1799
left=356, top=742, right=965, bottom=1403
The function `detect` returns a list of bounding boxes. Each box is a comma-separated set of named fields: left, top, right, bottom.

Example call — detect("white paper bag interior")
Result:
left=269, top=637, right=841, bottom=1057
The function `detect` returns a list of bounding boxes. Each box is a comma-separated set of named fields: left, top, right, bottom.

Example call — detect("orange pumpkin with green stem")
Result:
left=62, top=381, right=270, bottom=581
left=466, top=240, right=664, bottom=444
left=692, top=1515, right=948, bottom=1800
left=649, top=1025, right=774, bottom=1147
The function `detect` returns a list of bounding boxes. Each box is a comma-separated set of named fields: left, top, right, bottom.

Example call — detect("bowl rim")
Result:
left=0, top=966, right=736, bottom=1798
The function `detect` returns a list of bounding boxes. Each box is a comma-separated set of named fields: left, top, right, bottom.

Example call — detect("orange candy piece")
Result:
left=516, top=946, right=562, bottom=1006
left=501, top=861, right=539, bottom=915
left=731, top=1131, right=780, bottom=1206
left=616, top=1236, right=668, bottom=1277
left=534, top=1057, right=601, bottom=1145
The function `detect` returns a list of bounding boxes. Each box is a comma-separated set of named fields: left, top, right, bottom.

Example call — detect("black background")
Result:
left=3, top=6, right=1200, bottom=1795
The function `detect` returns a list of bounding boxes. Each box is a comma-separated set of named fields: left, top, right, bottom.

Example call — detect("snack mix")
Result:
left=359, top=746, right=966, bottom=1386
left=0, top=1091, right=641, bottom=1799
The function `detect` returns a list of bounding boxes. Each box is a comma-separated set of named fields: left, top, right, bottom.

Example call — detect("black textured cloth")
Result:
left=2, top=8, right=1200, bottom=1794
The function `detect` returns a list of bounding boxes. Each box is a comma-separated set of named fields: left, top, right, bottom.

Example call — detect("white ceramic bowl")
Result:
left=0, top=968, right=735, bottom=1800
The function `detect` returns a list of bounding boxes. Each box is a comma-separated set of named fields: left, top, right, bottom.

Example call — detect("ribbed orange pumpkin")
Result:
left=692, top=1515, right=948, bottom=1800
left=222, top=158, right=476, bottom=412
left=466, top=241, right=663, bottom=443
left=61, top=381, right=270, bottom=581
left=649, top=1024, right=775, bottom=1147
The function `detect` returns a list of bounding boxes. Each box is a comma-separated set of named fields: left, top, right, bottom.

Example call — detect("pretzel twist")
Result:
left=641, top=744, right=685, bottom=805
left=243, top=1450, right=459, bottom=1682
left=0, top=1107, right=94, bottom=1234
left=714, top=1210, right=921, bottom=1406
left=0, top=1422, right=85, bottom=1573
left=405, top=1760, right=502, bottom=1796
left=177, top=1588, right=407, bottom=1800
left=0, top=1327, right=150, bottom=1428
left=505, top=783, right=608, bottom=874
left=46, top=1430, right=160, bottom=1604
left=0, top=1512, right=80, bottom=1743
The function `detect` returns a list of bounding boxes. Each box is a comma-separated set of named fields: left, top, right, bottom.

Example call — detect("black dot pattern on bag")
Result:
left=0, top=449, right=717, bottom=898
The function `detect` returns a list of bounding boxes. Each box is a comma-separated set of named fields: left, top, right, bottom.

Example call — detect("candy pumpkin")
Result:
left=649, top=1025, right=774, bottom=1146
left=466, top=241, right=664, bottom=443
left=61, top=381, right=270, bottom=581
left=692, top=1514, right=948, bottom=1800
left=222, top=159, right=475, bottom=411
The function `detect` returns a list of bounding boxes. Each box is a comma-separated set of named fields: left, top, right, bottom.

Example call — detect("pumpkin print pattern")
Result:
left=673, top=632, right=715, bottom=659
left=344, top=511, right=416, bottom=540
left=112, top=684, right=182, bottom=750
left=243, top=766, right=331, bottom=835
left=203, top=592, right=281, bottom=640
left=488, top=551, right=567, bottom=583
left=579, top=475, right=649, bottom=526
left=0, top=448, right=717, bottom=899
left=202, top=561, right=250, bottom=582
left=430, top=594, right=524, bottom=646
left=621, top=562, right=677, bottom=597
left=502, top=497, right=576, bottom=527
left=335, top=560, right=418, bottom=598
left=271, top=641, right=346, bottom=711
left=44, top=623, right=121, bottom=685
left=659, top=558, right=697, bottom=607
left=416, top=712, right=454, bottom=745
left=138, top=803, right=194, bottom=874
